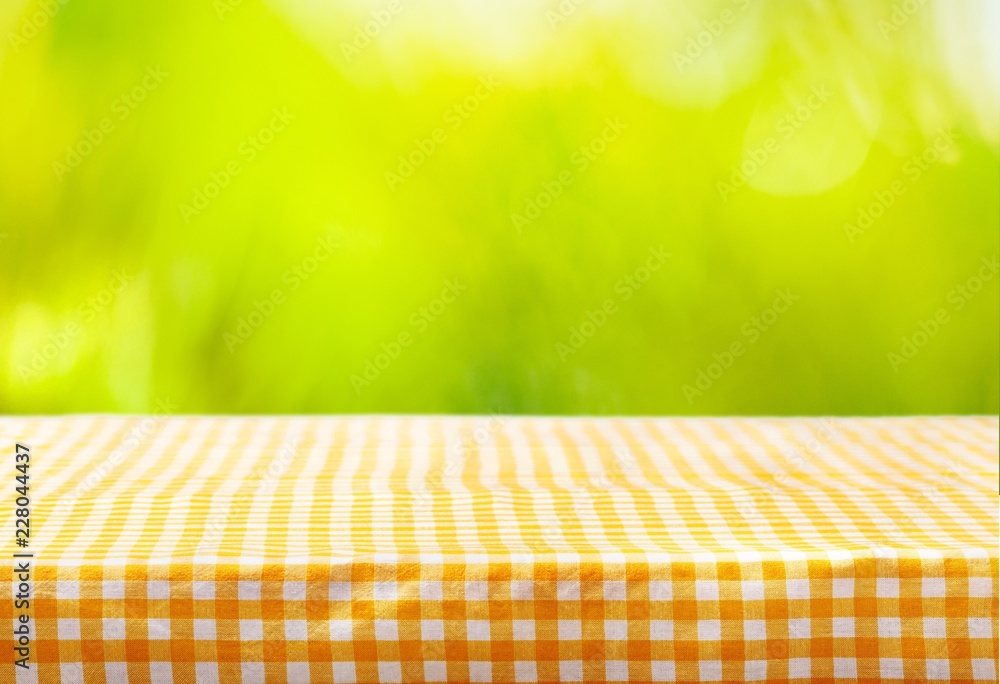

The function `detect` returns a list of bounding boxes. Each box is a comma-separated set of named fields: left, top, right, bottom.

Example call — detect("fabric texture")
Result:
left=0, top=415, right=997, bottom=683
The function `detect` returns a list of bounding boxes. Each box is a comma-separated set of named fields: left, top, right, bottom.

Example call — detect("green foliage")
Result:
left=1, top=0, right=997, bottom=414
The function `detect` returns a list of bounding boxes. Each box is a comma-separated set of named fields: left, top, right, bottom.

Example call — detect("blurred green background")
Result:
left=1, top=0, right=997, bottom=415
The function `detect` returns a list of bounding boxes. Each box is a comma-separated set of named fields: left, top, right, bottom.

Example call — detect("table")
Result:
left=1, top=416, right=997, bottom=682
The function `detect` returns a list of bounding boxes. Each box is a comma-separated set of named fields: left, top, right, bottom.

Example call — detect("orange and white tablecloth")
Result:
left=1, top=415, right=997, bottom=683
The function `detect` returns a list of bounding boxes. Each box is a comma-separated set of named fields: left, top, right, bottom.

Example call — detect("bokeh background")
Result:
left=1, top=0, right=997, bottom=415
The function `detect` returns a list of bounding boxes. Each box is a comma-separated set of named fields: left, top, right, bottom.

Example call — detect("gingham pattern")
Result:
left=1, top=416, right=997, bottom=683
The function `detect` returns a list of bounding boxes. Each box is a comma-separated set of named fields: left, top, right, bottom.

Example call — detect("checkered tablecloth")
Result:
left=1, top=416, right=997, bottom=683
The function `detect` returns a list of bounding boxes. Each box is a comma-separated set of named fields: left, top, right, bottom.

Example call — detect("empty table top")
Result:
left=1, top=415, right=996, bottom=682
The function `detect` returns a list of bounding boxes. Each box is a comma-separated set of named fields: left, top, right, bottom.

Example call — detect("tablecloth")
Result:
left=1, top=415, right=997, bottom=683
